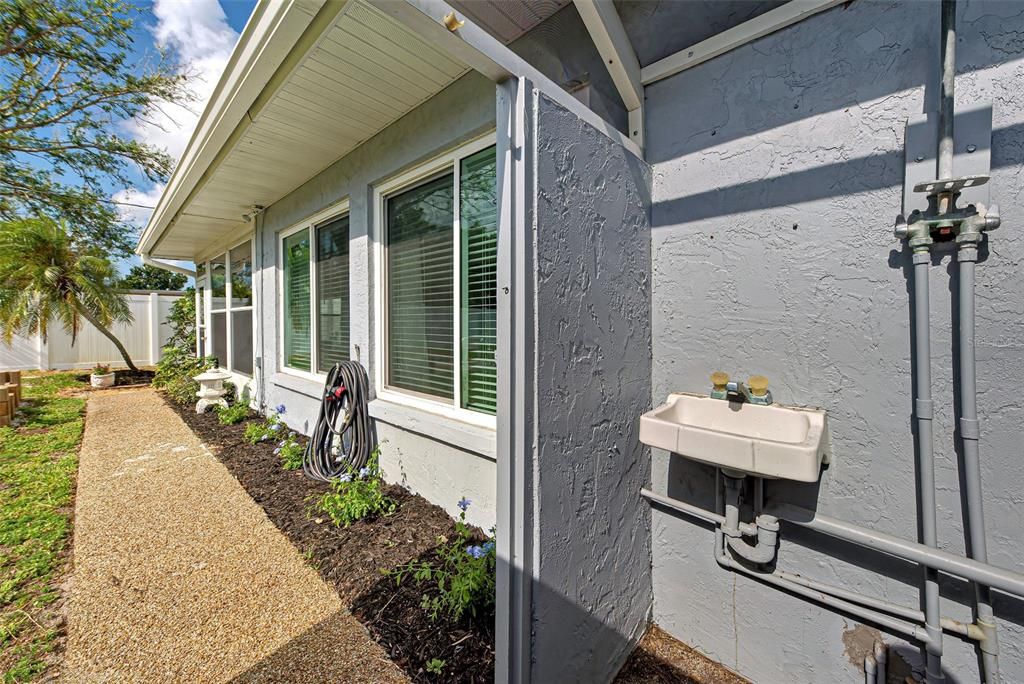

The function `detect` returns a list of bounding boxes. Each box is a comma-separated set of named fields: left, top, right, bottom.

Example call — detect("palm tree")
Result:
left=0, top=218, right=138, bottom=371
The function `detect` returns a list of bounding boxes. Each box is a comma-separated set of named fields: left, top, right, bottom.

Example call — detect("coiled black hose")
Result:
left=302, top=361, right=372, bottom=482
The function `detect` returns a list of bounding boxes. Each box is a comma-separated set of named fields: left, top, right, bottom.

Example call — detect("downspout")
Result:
left=141, top=254, right=197, bottom=278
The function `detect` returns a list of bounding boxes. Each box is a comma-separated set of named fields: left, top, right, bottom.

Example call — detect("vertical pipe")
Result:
left=958, top=244, right=1000, bottom=683
left=938, top=0, right=956, bottom=181
left=914, top=254, right=944, bottom=682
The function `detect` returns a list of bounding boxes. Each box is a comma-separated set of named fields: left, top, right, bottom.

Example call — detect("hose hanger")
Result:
left=303, top=361, right=373, bottom=481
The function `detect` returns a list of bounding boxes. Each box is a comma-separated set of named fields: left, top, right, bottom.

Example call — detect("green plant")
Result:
left=426, top=658, right=446, bottom=675
left=91, top=364, right=110, bottom=375
left=276, top=434, right=304, bottom=470
left=244, top=405, right=287, bottom=445
left=164, top=288, right=196, bottom=351
left=216, top=402, right=250, bottom=425
left=153, top=346, right=216, bottom=405
left=389, top=498, right=496, bottom=621
left=313, top=448, right=396, bottom=527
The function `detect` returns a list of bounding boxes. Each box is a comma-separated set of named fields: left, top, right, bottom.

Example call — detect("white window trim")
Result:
left=197, top=236, right=254, bottom=377
left=372, top=133, right=498, bottom=430
left=277, top=199, right=350, bottom=382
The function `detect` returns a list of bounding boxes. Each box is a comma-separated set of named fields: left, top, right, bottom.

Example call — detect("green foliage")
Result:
left=117, top=265, right=187, bottom=291
left=0, top=0, right=192, bottom=255
left=153, top=346, right=216, bottom=405
left=426, top=658, right=446, bottom=675
left=277, top=433, right=303, bottom=471
left=0, top=372, right=86, bottom=681
left=244, top=410, right=283, bottom=445
left=216, top=401, right=250, bottom=426
left=0, top=218, right=138, bottom=370
left=91, top=364, right=110, bottom=375
left=164, top=288, right=196, bottom=352
left=313, top=448, right=396, bottom=527
left=389, top=499, right=496, bottom=621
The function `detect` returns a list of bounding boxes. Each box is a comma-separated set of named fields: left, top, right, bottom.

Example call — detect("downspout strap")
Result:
left=959, top=417, right=980, bottom=440
left=916, top=398, right=934, bottom=420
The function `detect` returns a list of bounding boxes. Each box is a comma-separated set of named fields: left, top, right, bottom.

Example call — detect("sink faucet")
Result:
left=710, top=372, right=773, bottom=405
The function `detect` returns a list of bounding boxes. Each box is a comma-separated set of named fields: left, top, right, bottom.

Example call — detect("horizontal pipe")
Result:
left=642, top=487, right=757, bottom=536
left=767, top=502, right=1024, bottom=598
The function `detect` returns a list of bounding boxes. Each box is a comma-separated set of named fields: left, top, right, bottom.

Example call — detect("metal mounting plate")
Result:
left=903, top=103, right=992, bottom=214
left=913, top=175, right=990, bottom=195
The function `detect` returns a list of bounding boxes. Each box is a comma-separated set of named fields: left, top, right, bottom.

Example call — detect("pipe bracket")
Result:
left=959, top=417, right=980, bottom=440
left=916, top=398, right=934, bottom=420
left=978, top=617, right=999, bottom=655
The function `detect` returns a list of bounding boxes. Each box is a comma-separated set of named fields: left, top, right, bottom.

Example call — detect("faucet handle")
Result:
left=748, top=375, right=769, bottom=397
left=711, top=371, right=730, bottom=391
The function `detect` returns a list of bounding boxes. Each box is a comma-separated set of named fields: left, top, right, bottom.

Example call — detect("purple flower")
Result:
left=259, top=435, right=268, bottom=442
left=358, top=467, right=370, bottom=479
left=339, top=474, right=352, bottom=483
left=274, top=448, right=281, bottom=455
left=466, top=545, right=485, bottom=558
left=457, top=497, right=471, bottom=512
left=275, top=404, right=287, bottom=414
left=270, top=423, right=281, bottom=431
left=482, top=540, right=495, bottom=554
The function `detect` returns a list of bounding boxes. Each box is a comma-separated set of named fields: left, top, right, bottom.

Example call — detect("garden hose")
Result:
left=302, top=361, right=372, bottom=482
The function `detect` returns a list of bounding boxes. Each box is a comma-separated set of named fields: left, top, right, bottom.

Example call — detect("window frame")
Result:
left=372, top=133, right=497, bottom=429
left=277, top=199, right=351, bottom=381
left=196, top=236, right=255, bottom=377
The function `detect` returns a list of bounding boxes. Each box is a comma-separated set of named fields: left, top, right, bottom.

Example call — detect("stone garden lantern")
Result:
left=194, top=369, right=232, bottom=413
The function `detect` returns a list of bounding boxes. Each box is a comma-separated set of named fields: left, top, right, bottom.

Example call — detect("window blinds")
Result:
left=316, top=216, right=350, bottom=372
left=386, top=173, right=455, bottom=400
left=283, top=229, right=311, bottom=372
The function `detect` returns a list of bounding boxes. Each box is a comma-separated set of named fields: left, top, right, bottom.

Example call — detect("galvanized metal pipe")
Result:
left=938, top=0, right=956, bottom=181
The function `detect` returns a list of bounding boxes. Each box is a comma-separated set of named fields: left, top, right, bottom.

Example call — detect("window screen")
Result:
left=386, top=173, right=454, bottom=400
left=230, top=241, right=252, bottom=308
left=316, top=216, right=350, bottom=372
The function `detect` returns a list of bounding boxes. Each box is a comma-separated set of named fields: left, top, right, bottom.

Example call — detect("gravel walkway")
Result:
left=63, top=388, right=406, bottom=683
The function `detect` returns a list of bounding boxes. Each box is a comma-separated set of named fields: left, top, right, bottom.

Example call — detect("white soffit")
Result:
left=149, top=0, right=468, bottom=259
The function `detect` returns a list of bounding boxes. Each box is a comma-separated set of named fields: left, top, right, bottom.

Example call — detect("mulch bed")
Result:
left=74, top=369, right=155, bottom=387
left=614, top=625, right=750, bottom=684
left=166, top=397, right=495, bottom=683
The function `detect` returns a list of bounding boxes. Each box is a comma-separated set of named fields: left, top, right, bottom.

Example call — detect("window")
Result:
left=316, top=216, right=350, bottom=372
left=197, top=240, right=254, bottom=377
left=282, top=229, right=311, bottom=372
left=279, top=204, right=350, bottom=376
left=380, top=139, right=497, bottom=416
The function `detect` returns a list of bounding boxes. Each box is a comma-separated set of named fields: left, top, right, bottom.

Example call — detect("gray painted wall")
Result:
left=252, top=71, right=499, bottom=529
left=530, top=91, right=653, bottom=682
left=645, top=1, right=1024, bottom=681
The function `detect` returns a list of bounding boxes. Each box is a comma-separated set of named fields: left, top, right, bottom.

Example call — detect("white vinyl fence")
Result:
left=0, top=291, right=184, bottom=371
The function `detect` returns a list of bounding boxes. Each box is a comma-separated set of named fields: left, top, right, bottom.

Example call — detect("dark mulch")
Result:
left=614, top=625, right=749, bottom=684
left=166, top=396, right=495, bottom=683
left=75, top=369, right=155, bottom=387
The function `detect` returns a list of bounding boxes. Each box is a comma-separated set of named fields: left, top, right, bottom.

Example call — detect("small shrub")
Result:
left=153, top=347, right=217, bottom=404
left=275, top=432, right=304, bottom=470
left=91, top=363, right=110, bottom=375
left=313, top=448, right=396, bottom=527
left=216, top=401, right=250, bottom=425
left=244, top=404, right=287, bottom=444
left=426, top=658, right=446, bottom=675
left=388, top=498, right=496, bottom=621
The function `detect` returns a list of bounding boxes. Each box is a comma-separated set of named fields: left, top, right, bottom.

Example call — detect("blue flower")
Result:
left=270, top=423, right=281, bottom=431
left=339, top=474, right=352, bottom=482
left=274, top=448, right=281, bottom=455
left=259, top=435, right=268, bottom=442
left=275, top=404, right=287, bottom=414
left=457, top=497, right=471, bottom=512
left=482, top=540, right=495, bottom=554
left=466, top=545, right=485, bottom=558
left=358, top=467, right=370, bottom=479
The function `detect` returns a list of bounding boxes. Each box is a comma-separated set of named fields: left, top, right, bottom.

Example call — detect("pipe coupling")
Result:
left=977, top=616, right=999, bottom=656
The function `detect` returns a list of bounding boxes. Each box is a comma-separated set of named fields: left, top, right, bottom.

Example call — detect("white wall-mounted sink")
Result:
left=640, top=393, right=829, bottom=482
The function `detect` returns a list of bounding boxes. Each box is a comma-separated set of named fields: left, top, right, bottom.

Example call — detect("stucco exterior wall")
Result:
left=645, top=1, right=1024, bottom=681
left=252, top=71, right=498, bottom=530
left=530, top=91, right=653, bottom=683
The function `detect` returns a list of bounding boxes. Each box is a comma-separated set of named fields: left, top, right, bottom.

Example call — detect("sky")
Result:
left=113, top=0, right=257, bottom=272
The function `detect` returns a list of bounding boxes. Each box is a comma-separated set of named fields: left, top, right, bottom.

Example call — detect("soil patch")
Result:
left=615, top=625, right=750, bottom=684
left=167, top=397, right=495, bottom=683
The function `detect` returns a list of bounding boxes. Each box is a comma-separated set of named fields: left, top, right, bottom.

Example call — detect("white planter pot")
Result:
left=90, top=372, right=115, bottom=388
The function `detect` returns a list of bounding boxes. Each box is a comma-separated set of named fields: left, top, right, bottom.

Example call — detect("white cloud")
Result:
left=116, top=0, right=240, bottom=229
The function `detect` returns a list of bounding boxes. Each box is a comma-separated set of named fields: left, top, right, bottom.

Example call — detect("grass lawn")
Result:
left=0, top=373, right=84, bottom=682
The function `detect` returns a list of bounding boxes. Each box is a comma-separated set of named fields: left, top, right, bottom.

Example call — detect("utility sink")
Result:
left=640, top=393, right=829, bottom=482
